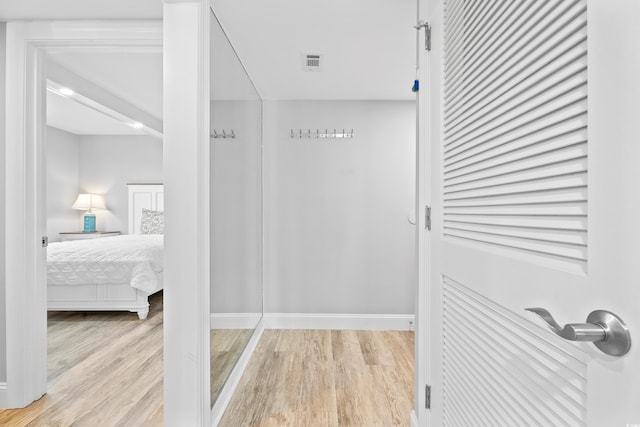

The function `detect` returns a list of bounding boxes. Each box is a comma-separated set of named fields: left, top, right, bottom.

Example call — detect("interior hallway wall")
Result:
left=263, top=100, right=415, bottom=315
left=46, top=126, right=80, bottom=241
left=78, top=135, right=163, bottom=234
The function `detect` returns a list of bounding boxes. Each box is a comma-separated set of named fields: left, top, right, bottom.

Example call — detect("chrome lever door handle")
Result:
left=525, top=308, right=631, bottom=357
left=525, top=308, right=605, bottom=342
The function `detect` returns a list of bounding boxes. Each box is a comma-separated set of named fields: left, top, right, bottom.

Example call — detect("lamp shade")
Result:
left=72, top=193, right=106, bottom=211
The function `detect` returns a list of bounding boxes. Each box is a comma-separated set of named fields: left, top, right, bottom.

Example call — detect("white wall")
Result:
left=264, top=100, right=415, bottom=315
left=78, top=135, right=163, bottom=233
left=46, top=126, right=80, bottom=241
left=0, top=21, right=7, bottom=383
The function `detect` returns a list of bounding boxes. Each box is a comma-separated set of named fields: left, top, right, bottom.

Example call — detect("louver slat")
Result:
left=442, top=277, right=588, bottom=426
left=443, top=0, right=588, bottom=270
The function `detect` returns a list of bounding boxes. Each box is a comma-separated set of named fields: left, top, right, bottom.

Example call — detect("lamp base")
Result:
left=83, top=213, right=96, bottom=232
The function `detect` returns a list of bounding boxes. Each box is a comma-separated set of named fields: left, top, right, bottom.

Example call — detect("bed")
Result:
left=47, top=184, right=164, bottom=319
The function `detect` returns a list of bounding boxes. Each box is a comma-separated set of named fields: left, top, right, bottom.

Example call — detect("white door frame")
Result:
left=163, top=0, right=211, bottom=425
left=3, top=21, right=163, bottom=408
left=412, top=0, right=434, bottom=425
left=5, top=5, right=214, bottom=423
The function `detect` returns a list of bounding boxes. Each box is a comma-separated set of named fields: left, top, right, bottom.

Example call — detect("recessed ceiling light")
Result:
left=131, top=122, right=145, bottom=129
left=59, top=87, right=74, bottom=96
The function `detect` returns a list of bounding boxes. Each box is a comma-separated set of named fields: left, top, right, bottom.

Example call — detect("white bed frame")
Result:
left=47, top=184, right=164, bottom=319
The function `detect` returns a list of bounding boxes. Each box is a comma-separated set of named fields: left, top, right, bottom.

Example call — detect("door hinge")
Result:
left=41, top=236, right=48, bottom=248
left=425, top=205, right=432, bottom=231
left=414, top=21, right=432, bottom=51
left=425, top=384, right=431, bottom=409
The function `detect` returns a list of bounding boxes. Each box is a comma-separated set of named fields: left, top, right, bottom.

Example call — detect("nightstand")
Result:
left=59, top=231, right=121, bottom=242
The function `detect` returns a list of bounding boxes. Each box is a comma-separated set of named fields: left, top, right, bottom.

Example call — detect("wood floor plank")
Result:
left=219, top=329, right=414, bottom=427
left=113, top=377, right=164, bottom=427
left=0, top=293, right=165, bottom=427
left=211, top=329, right=254, bottom=403
left=357, top=330, right=396, bottom=366
left=243, top=351, right=295, bottom=426
left=290, top=331, right=338, bottom=427
left=64, top=347, right=164, bottom=427
left=369, top=365, right=414, bottom=426
left=332, top=330, right=381, bottom=426
left=26, top=317, right=164, bottom=426
left=331, top=330, right=367, bottom=366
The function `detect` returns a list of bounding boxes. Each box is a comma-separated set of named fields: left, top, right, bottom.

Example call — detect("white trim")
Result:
left=210, top=319, right=264, bottom=426
left=210, top=313, right=262, bottom=330
left=162, top=1, right=211, bottom=425
left=5, top=21, right=47, bottom=408
left=264, top=313, right=415, bottom=331
left=415, top=0, right=435, bottom=423
left=0, top=383, right=7, bottom=408
left=210, top=312, right=412, bottom=331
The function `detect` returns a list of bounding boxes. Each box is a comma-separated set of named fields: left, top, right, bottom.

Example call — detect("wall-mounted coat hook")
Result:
left=210, top=129, right=236, bottom=139
left=289, top=128, right=354, bottom=140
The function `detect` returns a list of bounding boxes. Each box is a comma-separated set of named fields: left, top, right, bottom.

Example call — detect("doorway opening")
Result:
left=2, top=22, right=164, bottom=417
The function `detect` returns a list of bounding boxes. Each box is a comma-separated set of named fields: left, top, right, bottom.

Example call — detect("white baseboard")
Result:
left=211, top=319, right=264, bottom=426
left=263, top=313, right=415, bottom=330
left=210, top=313, right=262, bottom=329
left=0, top=382, right=7, bottom=408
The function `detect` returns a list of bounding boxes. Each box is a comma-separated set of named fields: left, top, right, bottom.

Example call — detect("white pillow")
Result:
left=140, top=208, right=164, bottom=234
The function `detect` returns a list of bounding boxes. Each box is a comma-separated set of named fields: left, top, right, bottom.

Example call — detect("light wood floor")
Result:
left=0, top=303, right=415, bottom=427
left=211, top=329, right=254, bottom=406
left=0, top=292, right=165, bottom=427
left=219, top=329, right=415, bottom=427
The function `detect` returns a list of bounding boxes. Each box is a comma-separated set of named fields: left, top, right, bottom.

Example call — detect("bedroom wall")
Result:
left=46, top=126, right=80, bottom=241
left=78, top=135, right=163, bottom=234
left=263, top=100, right=415, bottom=316
left=0, top=21, right=7, bottom=383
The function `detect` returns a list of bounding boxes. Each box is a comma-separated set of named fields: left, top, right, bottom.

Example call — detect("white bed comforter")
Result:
left=47, top=234, right=163, bottom=293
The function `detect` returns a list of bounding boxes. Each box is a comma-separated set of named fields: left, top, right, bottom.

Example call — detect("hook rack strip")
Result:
left=290, top=129, right=354, bottom=139
left=210, top=129, right=236, bottom=139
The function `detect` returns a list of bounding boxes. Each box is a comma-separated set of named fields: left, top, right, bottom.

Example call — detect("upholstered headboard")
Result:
left=127, top=184, right=164, bottom=234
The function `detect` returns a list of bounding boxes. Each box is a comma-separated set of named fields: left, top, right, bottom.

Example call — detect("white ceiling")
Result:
left=0, top=0, right=162, bottom=20
left=2, top=0, right=416, bottom=135
left=212, top=0, right=417, bottom=100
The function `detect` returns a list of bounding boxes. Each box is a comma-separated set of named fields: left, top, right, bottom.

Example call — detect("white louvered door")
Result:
left=418, top=0, right=640, bottom=425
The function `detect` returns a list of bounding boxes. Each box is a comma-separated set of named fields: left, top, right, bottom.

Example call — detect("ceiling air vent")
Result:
left=302, top=53, right=323, bottom=71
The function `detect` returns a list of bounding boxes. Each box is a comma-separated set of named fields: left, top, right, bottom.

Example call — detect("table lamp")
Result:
left=72, top=193, right=106, bottom=232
